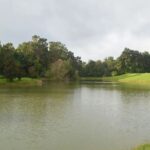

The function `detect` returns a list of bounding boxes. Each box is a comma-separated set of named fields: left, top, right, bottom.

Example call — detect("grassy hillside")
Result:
left=102, top=73, right=150, bottom=85
left=80, top=73, right=150, bottom=86
left=133, top=144, right=150, bottom=150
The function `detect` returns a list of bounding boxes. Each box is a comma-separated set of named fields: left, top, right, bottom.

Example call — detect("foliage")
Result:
left=1, top=36, right=150, bottom=81
left=0, top=36, right=82, bottom=81
left=80, top=48, right=150, bottom=77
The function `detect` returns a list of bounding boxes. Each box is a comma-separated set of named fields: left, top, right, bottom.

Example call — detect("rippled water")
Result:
left=0, top=82, right=150, bottom=150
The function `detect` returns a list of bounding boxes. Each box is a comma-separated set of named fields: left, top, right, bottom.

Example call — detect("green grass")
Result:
left=133, top=144, right=150, bottom=150
left=0, top=77, right=42, bottom=87
left=102, top=73, right=150, bottom=85
left=80, top=74, right=143, bottom=82
left=102, top=73, right=138, bottom=81
left=80, top=73, right=150, bottom=86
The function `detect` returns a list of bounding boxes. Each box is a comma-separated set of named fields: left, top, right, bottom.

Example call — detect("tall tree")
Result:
left=1, top=43, right=17, bottom=81
left=49, top=42, right=68, bottom=62
left=116, top=48, right=144, bottom=74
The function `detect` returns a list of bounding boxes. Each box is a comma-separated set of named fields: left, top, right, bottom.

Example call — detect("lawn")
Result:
left=80, top=73, right=150, bottom=86
left=0, top=77, right=42, bottom=87
left=133, top=144, right=150, bottom=150
left=102, top=73, right=150, bottom=85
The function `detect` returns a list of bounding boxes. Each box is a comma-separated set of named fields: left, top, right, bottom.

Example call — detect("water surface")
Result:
left=0, top=82, right=150, bottom=150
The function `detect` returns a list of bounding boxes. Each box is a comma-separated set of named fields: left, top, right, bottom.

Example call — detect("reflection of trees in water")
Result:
left=0, top=83, right=78, bottom=145
left=0, top=83, right=77, bottom=125
left=1, top=83, right=150, bottom=150
left=80, top=81, right=150, bottom=93
left=76, top=82, right=150, bottom=117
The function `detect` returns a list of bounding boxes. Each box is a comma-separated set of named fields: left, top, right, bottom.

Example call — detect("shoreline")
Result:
left=133, top=144, right=150, bottom=150
left=0, top=78, right=43, bottom=87
left=81, top=73, right=150, bottom=86
left=1, top=73, right=150, bottom=87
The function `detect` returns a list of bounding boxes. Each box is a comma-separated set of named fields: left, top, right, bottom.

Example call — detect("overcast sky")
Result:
left=0, top=0, right=150, bottom=61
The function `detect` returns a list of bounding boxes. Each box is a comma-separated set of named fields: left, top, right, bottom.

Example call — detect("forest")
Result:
left=0, top=35, right=150, bottom=81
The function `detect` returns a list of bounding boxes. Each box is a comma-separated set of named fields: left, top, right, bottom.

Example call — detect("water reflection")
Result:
left=0, top=82, right=150, bottom=150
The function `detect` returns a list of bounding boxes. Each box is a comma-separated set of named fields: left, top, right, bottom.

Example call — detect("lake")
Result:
left=0, top=82, right=150, bottom=150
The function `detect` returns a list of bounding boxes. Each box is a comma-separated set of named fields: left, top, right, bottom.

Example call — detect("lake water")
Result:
left=0, top=82, right=150, bottom=150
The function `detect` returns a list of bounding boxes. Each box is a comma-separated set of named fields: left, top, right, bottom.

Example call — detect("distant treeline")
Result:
left=0, top=35, right=150, bottom=81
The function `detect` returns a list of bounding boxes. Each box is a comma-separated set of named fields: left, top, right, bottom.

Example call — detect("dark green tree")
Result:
left=1, top=43, right=17, bottom=81
left=116, top=48, right=144, bottom=74
left=49, top=42, right=68, bottom=62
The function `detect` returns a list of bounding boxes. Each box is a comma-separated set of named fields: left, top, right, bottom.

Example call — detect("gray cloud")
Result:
left=1, top=0, right=150, bottom=61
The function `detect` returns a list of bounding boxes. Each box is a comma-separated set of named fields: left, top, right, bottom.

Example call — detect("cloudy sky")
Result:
left=0, top=0, right=150, bottom=61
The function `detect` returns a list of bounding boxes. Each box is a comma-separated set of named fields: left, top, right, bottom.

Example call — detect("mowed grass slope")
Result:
left=133, top=144, right=150, bottom=150
left=103, top=73, right=150, bottom=84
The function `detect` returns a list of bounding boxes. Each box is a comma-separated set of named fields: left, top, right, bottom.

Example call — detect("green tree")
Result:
left=49, top=42, right=68, bottom=62
left=17, top=35, right=49, bottom=77
left=46, top=59, right=73, bottom=81
left=116, top=48, right=144, bottom=74
left=142, top=52, right=150, bottom=72
left=1, top=43, right=17, bottom=81
left=103, top=57, right=117, bottom=76
left=31, top=35, right=49, bottom=75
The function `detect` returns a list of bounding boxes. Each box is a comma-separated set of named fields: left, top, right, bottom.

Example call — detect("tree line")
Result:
left=0, top=35, right=150, bottom=81
left=0, top=35, right=82, bottom=81
left=81, top=48, right=150, bottom=77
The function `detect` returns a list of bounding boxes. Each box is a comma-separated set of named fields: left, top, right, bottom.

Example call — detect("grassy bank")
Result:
left=80, top=77, right=102, bottom=81
left=81, top=73, right=150, bottom=86
left=102, top=73, right=150, bottom=85
left=133, top=144, right=150, bottom=150
left=1, top=73, right=150, bottom=86
left=0, top=77, right=43, bottom=87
